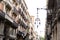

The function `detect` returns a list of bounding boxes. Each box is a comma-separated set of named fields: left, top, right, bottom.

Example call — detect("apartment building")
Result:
left=0, top=0, right=19, bottom=40
left=28, top=16, right=35, bottom=40
left=32, top=31, right=37, bottom=40
left=45, top=0, right=60, bottom=40
left=0, top=0, right=30, bottom=40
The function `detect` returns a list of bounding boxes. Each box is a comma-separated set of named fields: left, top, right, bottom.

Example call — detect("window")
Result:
left=9, top=27, right=16, bottom=36
left=12, top=12, right=17, bottom=20
left=0, top=23, right=4, bottom=34
left=6, top=4, right=11, bottom=11
left=12, top=0, right=16, bottom=3
left=5, top=4, right=11, bottom=13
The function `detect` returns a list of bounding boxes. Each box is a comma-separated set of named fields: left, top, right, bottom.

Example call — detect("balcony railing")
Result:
left=0, top=10, right=18, bottom=28
left=5, top=13, right=18, bottom=28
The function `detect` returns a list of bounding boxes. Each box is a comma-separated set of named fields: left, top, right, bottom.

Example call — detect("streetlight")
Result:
left=35, top=8, right=48, bottom=40
left=35, top=8, right=48, bottom=28
left=35, top=8, right=41, bottom=28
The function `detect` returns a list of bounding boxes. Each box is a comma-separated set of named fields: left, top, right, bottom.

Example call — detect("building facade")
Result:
left=28, top=16, right=36, bottom=40
left=45, top=0, right=60, bottom=40
left=0, top=0, right=30, bottom=40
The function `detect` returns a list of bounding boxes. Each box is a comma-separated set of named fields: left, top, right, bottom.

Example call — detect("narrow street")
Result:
left=0, top=0, right=60, bottom=40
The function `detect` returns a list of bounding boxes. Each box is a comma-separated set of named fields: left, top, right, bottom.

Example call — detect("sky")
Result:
left=25, top=0, right=47, bottom=37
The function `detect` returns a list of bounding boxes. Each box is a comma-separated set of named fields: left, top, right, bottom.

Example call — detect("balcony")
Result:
left=11, top=21, right=18, bottom=28
left=5, top=13, right=18, bottom=29
left=20, top=20, right=27, bottom=29
left=18, top=7, right=27, bottom=21
left=19, top=15, right=27, bottom=29
left=0, top=9, right=18, bottom=29
left=13, top=7, right=18, bottom=15
left=0, top=10, right=5, bottom=21
left=20, top=7, right=27, bottom=22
